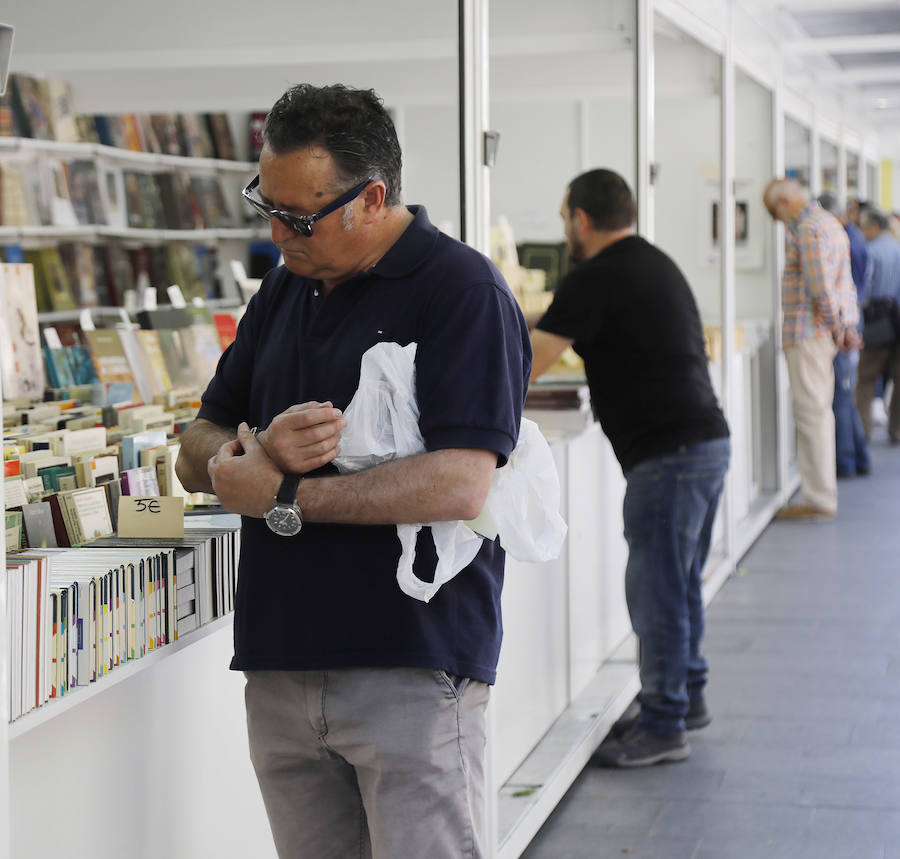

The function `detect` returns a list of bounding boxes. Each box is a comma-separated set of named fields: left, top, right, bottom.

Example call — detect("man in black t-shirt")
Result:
left=531, top=169, right=730, bottom=768
left=176, top=84, right=530, bottom=857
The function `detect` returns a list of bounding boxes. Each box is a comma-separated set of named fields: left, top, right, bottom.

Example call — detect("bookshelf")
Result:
left=0, top=133, right=270, bottom=307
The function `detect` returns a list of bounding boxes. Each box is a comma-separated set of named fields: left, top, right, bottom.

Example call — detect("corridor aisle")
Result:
left=522, top=430, right=900, bottom=859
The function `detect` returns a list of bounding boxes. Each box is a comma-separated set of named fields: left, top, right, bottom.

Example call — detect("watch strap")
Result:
left=275, top=474, right=301, bottom=505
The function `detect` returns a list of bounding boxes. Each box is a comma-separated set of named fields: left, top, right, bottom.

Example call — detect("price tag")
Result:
left=117, top=496, right=185, bottom=538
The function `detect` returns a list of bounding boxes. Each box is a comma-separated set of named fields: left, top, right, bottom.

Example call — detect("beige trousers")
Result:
left=785, top=336, right=839, bottom=513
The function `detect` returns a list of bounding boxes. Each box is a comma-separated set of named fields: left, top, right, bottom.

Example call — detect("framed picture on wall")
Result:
left=702, top=178, right=764, bottom=270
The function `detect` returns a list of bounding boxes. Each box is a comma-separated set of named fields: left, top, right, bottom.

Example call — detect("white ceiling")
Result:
left=750, top=0, right=900, bottom=139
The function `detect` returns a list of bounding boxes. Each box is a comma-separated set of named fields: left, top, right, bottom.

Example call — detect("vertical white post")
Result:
left=459, top=4, right=496, bottom=855
left=459, top=0, right=491, bottom=256
left=773, top=65, right=789, bottom=498
left=0, top=274, right=9, bottom=859
left=720, top=2, right=736, bottom=559
left=636, top=0, right=655, bottom=241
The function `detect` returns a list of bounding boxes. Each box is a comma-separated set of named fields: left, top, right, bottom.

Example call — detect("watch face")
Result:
left=265, top=504, right=302, bottom=536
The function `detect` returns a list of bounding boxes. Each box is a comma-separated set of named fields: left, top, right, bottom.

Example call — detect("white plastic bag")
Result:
left=469, top=417, right=567, bottom=562
left=335, top=341, right=422, bottom=472
left=334, top=342, right=567, bottom=603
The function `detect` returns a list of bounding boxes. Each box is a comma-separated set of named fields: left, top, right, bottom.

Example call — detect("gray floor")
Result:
left=521, top=428, right=900, bottom=859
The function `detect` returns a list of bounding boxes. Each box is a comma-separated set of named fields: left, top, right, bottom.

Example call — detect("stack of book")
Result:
left=5, top=525, right=240, bottom=722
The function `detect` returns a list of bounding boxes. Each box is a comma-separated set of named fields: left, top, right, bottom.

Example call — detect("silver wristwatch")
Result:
left=264, top=474, right=303, bottom=536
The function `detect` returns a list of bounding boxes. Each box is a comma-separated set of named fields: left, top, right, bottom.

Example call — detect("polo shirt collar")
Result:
left=369, top=204, right=439, bottom=279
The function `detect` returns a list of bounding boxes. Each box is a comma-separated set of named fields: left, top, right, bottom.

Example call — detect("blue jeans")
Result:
left=833, top=350, right=871, bottom=475
left=622, top=438, right=730, bottom=735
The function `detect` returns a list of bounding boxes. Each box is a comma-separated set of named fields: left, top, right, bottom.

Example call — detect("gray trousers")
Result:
left=244, top=668, right=490, bottom=859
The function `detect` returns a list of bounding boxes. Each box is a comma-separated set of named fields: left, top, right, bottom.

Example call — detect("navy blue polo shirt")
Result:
left=198, top=206, right=531, bottom=683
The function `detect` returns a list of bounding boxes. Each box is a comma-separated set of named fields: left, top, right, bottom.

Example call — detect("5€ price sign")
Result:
left=117, top=496, right=185, bottom=538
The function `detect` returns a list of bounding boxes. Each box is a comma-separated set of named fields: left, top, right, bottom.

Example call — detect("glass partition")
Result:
left=785, top=117, right=812, bottom=188
left=735, top=68, right=778, bottom=510
left=653, top=15, right=722, bottom=387
left=489, top=0, right=636, bottom=318
left=821, top=138, right=839, bottom=195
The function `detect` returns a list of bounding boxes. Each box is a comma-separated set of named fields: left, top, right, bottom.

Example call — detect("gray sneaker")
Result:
left=611, top=698, right=711, bottom=736
left=592, top=726, right=690, bottom=768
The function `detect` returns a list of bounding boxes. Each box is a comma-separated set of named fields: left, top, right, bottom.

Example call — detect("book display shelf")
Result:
left=0, top=135, right=268, bottom=313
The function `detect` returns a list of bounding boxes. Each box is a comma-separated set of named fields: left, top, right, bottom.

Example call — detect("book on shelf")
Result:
left=176, top=113, right=216, bottom=159
left=25, top=248, right=79, bottom=313
left=83, top=328, right=137, bottom=386
left=98, top=162, right=127, bottom=231
left=0, top=262, right=46, bottom=399
left=248, top=111, right=266, bottom=162
left=8, top=74, right=54, bottom=141
left=43, top=158, right=79, bottom=226
left=6, top=509, right=23, bottom=551
left=206, top=113, right=237, bottom=161
left=42, top=78, right=79, bottom=144
left=150, top=113, right=182, bottom=156
left=65, top=160, right=108, bottom=226
left=58, top=243, right=101, bottom=306
left=21, top=501, right=58, bottom=549
left=212, top=312, right=238, bottom=350
left=74, top=114, right=100, bottom=144
left=0, top=163, right=33, bottom=226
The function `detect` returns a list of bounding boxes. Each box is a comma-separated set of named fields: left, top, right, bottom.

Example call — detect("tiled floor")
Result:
left=521, top=428, right=900, bottom=859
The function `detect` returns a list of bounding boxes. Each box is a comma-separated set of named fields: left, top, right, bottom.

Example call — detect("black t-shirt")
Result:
left=197, top=206, right=532, bottom=683
left=537, top=235, right=728, bottom=472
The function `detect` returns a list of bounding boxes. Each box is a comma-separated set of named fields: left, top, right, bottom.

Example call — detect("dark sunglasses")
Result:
left=242, top=175, right=375, bottom=237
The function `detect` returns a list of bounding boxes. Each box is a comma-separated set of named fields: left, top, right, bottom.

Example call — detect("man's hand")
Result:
left=257, top=401, right=345, bottom=474
left=207, top=422, right=281, bottom=517
left=834, top=325, right=862, bottom=352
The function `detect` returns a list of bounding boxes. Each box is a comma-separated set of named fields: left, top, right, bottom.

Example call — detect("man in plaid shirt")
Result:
left=764, top=178, right=860, bottom=521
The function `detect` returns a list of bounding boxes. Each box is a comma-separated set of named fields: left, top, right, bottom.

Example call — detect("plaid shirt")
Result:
left=781, top=203, right=858, bottom=350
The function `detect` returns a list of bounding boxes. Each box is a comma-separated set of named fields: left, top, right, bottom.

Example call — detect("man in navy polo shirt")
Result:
left=176, top=84, right=531, bottom=858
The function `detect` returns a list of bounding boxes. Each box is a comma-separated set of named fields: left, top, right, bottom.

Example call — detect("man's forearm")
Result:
left=300, top=448, right=497, bottom=526
left=175, top=418, right=237, bottom=493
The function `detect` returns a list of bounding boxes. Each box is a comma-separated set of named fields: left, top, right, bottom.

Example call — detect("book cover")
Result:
left=139, top=115, right=161, bottom=154
left=84, top=328, right=137, bottom=386
left=42, top=78, right=79, bottom=143
left=6, top=509, right=23, bottom=552
left=98, top=163, right=127, bottom=231
left=36, top=247, right=79, bottom=312
left=149, top=113, right=181, bottom=156
left=212, top=312, right=238, bottom=350
left=67, top=345, right=100, bottom=385
left=121, top=464, right=161, bottom=496
left=120, top=114, right=144, bottom=152
left=121, top=429, right=167, bottom=471
left=123, top=170, right=147, bottom=229
left=0, top=164, right=32, bottom=227
left=248, top=111, right=266, bottom=162
left=205, top=113, right=237, bottom=161
left=102, top=244, right=134, bottom=306
left=115, top=326, right=159, bottom=403
left=135, top=330, right=173, bottom=392
left=0, top=263, right=46, bottom=399
left=44, top=159, right=79, bottom=227
left=136, top=172, right=167, bottom=229
left=176, top=113, right=215, bottom=159
left=189, top=175, right=233, bottom=228
left=9, top=74, right=54, bottom=140
left=65, top=160, right=107, bottom=225
left=63, top=486, right=114, bottom=543
left=74, top=115, right=100, bottom=144
left=58, top=243, right=100, bottom=307
left=43, top=345, right=74, bottom=389
left=156, top=172, right=195, bottom=230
